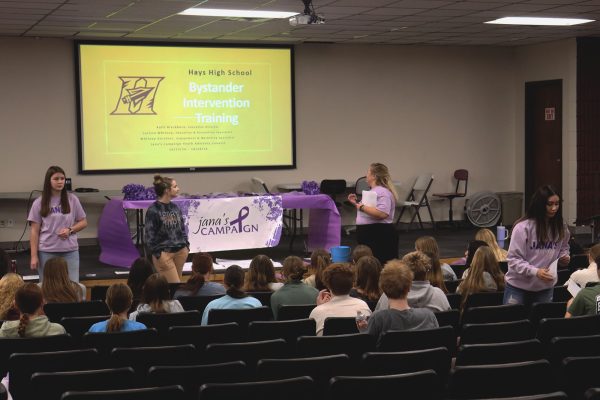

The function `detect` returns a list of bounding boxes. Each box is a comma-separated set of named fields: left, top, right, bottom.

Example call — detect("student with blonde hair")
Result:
left=475, top=228, right=508, bottom=262
left=89, top=284, right=147, bottom=332
left=366, top=260, right=438, bottom=346
left=375, top=251, right=450, bottom=312
left=0, top=283, right=65, bottom=337
left=0, top=273, right=24, bottom=320
left=415, top=236, right=456, bottom=284
left=41, top=257, right=85, bottom=302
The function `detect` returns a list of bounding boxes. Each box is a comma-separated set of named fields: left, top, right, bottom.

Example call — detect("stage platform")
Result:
left=5, top=223, right=591, bottom=292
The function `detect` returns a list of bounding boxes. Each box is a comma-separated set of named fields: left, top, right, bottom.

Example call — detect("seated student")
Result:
left=244, top=254, right=283, bottom=292
left=270, top=256, right=319, bottom=319
left=475, top=228, right=508, bottom=262
left=458, top=246, right=505, bottom=291
left=308, top=263, right=372, bottom=336
left=126, top=257, right=154, bottom=311
left=457, top=246, right=505, bottom=307
left=415, top=236, right=457, bottom=282
left=129, top=273, right=184, bottom=321
left=566, top=254, right=600, bottom=318
left=366, top=260, right=439, bottom=346
left=40, top=257, right=86, bottom=302
left=349, top=256, right=383, bottom=302
left=173, top=252, right=225, bottom=299
left=202, top=265, right=262, bottom=325
left=351, top=244, right=373, bottom=264
left=303, top=249, right=331, bottom=290
left=0, top=273, right=24, bottom=321
left=89, top=283, right=147, bottom=332
left=375, top=251, right=451, bottom=312
left=0, top=283, right=66, bottom=337
left=565, top=243, right=600, bottom=289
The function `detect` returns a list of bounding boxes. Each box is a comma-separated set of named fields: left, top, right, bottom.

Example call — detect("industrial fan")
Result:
left=465, top=191, right=502, bottom=227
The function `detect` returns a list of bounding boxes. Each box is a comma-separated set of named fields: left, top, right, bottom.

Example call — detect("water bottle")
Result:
left=356, top=310, right=369, bottom=333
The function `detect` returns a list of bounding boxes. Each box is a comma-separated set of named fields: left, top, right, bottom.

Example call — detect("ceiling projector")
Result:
left=289, top=0, right=325, bottom=26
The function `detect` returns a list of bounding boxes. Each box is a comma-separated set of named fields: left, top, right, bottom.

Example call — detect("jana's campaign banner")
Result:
left=179, top=195, right=283, bottom=252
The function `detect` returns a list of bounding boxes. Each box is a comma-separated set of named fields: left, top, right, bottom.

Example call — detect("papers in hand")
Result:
left=548, top=258, right=559, bottom=277
left=567, top=279, right=582, bottom=298
left=362, top=190, right=377, bottom=208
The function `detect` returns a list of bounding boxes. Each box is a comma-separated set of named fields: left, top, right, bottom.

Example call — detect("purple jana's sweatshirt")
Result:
left=505, top=219, right=570, bottom=292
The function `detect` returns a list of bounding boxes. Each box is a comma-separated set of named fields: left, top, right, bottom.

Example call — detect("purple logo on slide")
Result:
left=111, top=77, right=164, bottom=115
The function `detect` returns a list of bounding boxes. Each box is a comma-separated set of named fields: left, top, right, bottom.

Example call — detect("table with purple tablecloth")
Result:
left=97, top=193, right=341, bottom=267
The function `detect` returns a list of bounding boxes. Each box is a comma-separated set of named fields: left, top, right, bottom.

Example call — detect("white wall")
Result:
left=514, top=39, right=577, bottom=224
left=0, top=38, right=522, bottom=242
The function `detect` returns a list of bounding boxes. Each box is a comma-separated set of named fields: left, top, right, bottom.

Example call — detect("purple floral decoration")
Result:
left=301, top=180, right=320, bottom=195
left=122, top=184, right=156, bottom=200
left=253, top=195, right=283, bottom=222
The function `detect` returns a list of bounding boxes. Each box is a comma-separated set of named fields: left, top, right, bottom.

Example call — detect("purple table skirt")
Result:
left=98, top=193, right=341, bottom=267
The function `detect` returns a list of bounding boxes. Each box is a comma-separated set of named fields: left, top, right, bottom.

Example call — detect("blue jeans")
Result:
left=38, top=250, right=80, bottom=283
left=503, top=282, right=553, bottom=306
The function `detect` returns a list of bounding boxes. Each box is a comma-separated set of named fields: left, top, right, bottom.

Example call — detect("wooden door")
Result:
left=525, top=80, right=562, bottom=205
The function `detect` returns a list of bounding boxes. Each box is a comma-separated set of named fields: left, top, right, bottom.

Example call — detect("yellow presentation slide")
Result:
left=77, top=43, right=294, bottom=172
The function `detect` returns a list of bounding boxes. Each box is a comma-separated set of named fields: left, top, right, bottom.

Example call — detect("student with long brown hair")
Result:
left=174, top=252, right=225, bottom=299
left=129, top=273, right=184, bottom=320
left=350, top=256, right=382, bottom=302
left=457, top=246, right=505, bottom=307
left=303, top=248, right=331, bottom=290
left=504, top=185, right=570, bottom=306
left=244, top=254, right=283, bottom=292
left=89, top=284, right=146, bottom=332
left=0, top=283, right=65, bottom=337
left=40, top=257, right=85, bottom=302
left=28, top=165, right=87, bottom=282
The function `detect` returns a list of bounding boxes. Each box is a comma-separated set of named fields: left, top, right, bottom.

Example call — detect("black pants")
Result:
left=356, top=223, right=399, bottom=265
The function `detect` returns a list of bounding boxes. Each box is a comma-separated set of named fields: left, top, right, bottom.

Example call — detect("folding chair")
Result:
left=319, top=179, right=347, bottom=209
left=395, top=174, right=435, bottom=230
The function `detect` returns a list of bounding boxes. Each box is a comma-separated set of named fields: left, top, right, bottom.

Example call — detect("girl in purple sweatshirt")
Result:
left=504, top=185, right=570, bottom=305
